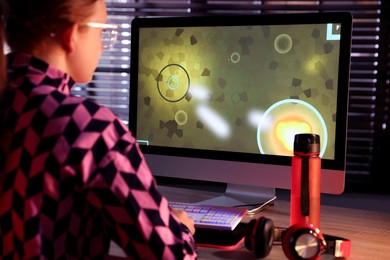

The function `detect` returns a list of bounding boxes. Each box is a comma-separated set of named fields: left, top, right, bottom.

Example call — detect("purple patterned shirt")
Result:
left=0, top=53, right=197, bottom=259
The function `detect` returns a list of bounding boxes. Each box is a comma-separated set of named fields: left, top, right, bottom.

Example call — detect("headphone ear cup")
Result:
left=244, top=217, right=275, bottom=259
left=282, top=223, right=326, bottom=260
left=244, top=219, right=257, bottom=251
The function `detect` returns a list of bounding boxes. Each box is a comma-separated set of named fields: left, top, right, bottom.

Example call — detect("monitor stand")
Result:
left=156, top=177, right=277, bottom=214
left=198, top=184, right=276, bottom=214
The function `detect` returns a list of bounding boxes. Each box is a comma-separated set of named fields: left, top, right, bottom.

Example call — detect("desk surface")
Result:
left=109, top=186, right=390, bottom=259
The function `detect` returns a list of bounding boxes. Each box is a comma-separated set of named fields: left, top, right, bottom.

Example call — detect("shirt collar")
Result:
left=7, top=52, right=76, bottom=95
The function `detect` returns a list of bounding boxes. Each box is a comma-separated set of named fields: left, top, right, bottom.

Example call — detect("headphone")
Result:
left=244, top=217, right=351, bottom=259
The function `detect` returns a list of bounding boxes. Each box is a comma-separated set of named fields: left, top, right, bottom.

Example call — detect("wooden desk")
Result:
left=109, top=186, right=390, bottom=259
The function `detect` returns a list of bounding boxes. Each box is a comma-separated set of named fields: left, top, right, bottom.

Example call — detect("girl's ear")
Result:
left=60, top=24, right=78, bottom=53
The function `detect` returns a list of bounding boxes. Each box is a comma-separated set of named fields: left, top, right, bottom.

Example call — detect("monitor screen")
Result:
left=129, top=12, right=352, bottom=207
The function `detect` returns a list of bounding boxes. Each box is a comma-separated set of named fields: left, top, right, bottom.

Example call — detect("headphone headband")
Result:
left=245, top=218, right=352, bottom=259
left=323, top=234, right=352, bottom=258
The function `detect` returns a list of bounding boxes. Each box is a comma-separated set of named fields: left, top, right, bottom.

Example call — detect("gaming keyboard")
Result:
left=169, top=201, right=248, bottom=231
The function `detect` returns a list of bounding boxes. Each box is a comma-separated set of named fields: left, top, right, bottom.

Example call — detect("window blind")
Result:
left=71, top=0, right=390, bottom=192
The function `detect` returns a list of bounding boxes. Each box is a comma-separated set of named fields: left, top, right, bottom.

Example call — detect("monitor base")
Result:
left=157, top=178, right=277, bottom=215
left=198, top=184, right=276, bottom=214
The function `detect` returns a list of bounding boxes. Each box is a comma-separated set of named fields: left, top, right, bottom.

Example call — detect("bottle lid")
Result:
left=293, top=133, right=320, bottom=154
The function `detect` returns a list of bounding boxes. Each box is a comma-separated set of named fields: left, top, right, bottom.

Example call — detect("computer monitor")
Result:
left=129, top=12, right=352, bottom=208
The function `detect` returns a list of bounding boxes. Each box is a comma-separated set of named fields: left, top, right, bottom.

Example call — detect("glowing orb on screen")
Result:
left=275, top=120, right=312, bottom=152
left=257, top=99, right=327, bottom=157
left=274, top=34, right=293, bottom=54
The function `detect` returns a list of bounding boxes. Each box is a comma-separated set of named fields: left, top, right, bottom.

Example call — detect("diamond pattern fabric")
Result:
left=0, top=53, right=197, bottom=259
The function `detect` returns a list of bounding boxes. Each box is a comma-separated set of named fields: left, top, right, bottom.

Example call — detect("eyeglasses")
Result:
left=84, top=22, right=119, bottom=50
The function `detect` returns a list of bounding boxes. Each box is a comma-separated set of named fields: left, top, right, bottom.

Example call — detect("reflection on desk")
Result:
left=109, top=188, right=390, bottom=259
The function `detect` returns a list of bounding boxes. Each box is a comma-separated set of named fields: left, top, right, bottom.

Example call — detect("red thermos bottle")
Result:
left=290, top=133, right=321, bottom=228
